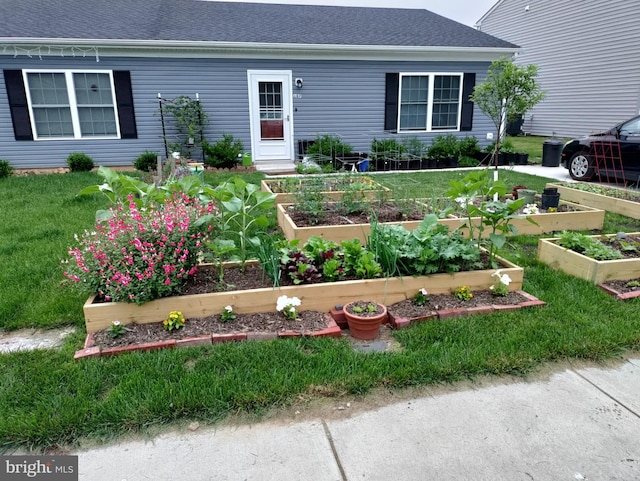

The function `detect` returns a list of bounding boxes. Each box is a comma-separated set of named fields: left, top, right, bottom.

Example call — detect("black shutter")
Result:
left=384, top=72, right=399, bottom=132
left=460, top=72, right=476, bottom=132
left=3, top=70, right=33, bottom=141
left=113, top=71, right=137, bottom=139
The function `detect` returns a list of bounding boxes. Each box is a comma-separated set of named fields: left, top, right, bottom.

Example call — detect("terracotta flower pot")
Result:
left=343, top=301, right=388, bottom=340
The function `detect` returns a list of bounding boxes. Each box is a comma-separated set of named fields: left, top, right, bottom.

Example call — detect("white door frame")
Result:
left=247, top=70, right=294, bottom=161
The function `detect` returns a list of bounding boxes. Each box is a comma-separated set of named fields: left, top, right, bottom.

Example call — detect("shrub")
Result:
left=64, top=193, right=215, bottom=304
left=371, top=138, right=403, bottom=159
left=306, top=134, right=352, bottom=160
left=0, top=159, right=14, bottom=178
left=458, top=136, right=481, bottom=158
left=428, top=134, right=459, bottom=159
left=66, top=152, right=94, bottom=172
left=203, top=134, right=243, bottom=168
left=134, top=151, right=160, bottom=172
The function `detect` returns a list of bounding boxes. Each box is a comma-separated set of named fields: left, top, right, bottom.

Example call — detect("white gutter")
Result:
left=0, top=37, right=518, bottom=62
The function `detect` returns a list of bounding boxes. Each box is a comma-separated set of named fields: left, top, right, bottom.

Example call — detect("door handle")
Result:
left=286, top=115, right=290, bottom=122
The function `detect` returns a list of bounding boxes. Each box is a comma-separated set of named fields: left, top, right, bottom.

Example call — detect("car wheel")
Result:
left=569, top=151, right=594, bottom=181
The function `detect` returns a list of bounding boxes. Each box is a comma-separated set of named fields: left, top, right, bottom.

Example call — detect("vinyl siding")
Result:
left=478, top=0, right=640, bottom=137
left=0, top=56, right=495, bottom=168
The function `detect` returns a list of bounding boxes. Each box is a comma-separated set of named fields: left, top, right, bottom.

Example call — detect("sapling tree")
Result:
left=471, top=57, right=545, bottom=168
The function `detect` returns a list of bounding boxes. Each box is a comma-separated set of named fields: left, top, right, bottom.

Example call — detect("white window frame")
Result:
left=398, top=72, right=464, bottom=133
left=22, top=69, right=121, bottom=141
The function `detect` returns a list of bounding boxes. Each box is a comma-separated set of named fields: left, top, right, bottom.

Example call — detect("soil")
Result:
left=287, top=201, right=425, bottom=227
left=600, top=278, right=640, bottom=294
left=600, top=235, right=640, bottom=259
left=92, top=310, right=329, bottom=349
left=266, top=177, right=374, bottom=193
left=388, top=290, right=529, bottom=319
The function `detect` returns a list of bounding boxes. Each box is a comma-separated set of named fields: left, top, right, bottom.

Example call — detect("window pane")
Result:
left=33, top=107, right=74, bottom=137
left=27, top=73, right=69, bottom=105
left=78, top=107, right=117, bottom=136
left=400, top=75, right=428, bottom=130
left=73, top=73, right=114, bottom=106
left=432, top=75, right=460, bottom=129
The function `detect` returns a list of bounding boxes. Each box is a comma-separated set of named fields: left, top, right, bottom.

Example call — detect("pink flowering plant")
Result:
left=64, top=192, right=215, bottom=305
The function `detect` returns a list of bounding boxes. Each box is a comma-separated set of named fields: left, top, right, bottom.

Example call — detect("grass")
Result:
left=1, top=167, right=640, bottom=451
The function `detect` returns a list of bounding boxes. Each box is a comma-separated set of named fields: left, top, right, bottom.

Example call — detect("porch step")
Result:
left=253, top=160, right=297, bottom=175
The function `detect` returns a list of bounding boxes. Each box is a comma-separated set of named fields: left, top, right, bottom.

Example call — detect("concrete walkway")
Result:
left=75, top=358, right=640, bottom=480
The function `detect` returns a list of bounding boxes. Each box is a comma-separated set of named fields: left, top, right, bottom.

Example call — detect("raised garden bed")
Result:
left=277, top=197, right=604, bottom=244
left=277, top=200, right=426, bottom=243
left=546, top=182, right=640, bottom=219
left=82, top=258, right=524, bottom=334
left=261, top=176, right=390, bottom=205
left=537, top=232, right=640, bottom=284
left=441, top=197, right=604, bottom=237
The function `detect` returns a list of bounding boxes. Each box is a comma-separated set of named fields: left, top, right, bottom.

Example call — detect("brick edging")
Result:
left=74, top=316, right=341, bottom=360
left=384, top=290, right=546, bottom=330
left=597, top=283, right=640, bottom=301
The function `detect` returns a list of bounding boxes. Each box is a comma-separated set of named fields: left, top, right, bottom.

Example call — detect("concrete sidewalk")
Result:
left=76, top=358, right=640, bottom=480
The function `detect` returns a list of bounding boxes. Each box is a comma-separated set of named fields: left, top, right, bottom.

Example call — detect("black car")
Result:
left=561, top=115, right=640, bottom=182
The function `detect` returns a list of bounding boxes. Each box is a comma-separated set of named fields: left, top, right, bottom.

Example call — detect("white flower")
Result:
left=112, top=320, right=121, bottom=326
left=420, top=288, right=428, bottom=296
left=224, top=305, right=233, bottom=313
left=276, top=295, right=301, bottom=312
left=171, top=151, right=181, bottom=159
left=492, top=270, right=512, bottom=286
left=455, top=196, right=472, bottom=208
left=523, top=203, right=539, bottom=215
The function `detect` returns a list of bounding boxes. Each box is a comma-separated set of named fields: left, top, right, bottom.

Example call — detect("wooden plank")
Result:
left=537, top=234, right=640, bottom=283
left=547, top=182, right=640, bottom=219
left=84, top=258, right=524, bottom=333
left=261, top=177, right=390, bottom=205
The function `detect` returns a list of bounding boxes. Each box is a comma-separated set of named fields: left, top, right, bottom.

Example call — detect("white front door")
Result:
left=247, top=70, right=294, bottom=161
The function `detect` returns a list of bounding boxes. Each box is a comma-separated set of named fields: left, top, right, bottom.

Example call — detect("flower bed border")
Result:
left=537, top=233, right=640, bottom=284
left=74, top=315, right=342, bottom=360
left=384, top=290, right=546, bottom=329
left=82, top=258, right=524, bottom=333
left=546, top=182, right=640, bottom=219
left=597, top=284, right=640, bottom=301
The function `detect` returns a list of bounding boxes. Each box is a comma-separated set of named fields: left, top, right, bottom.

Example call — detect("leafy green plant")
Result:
left=446, top=169, right=536, bottom=267
left=625, top=280, right=640, bottom=288
left=66, top=152, right=94, bottom=172
left=291, top=179, right=328, bottom=225
left=401, top=136, right=424, bottom=157
left=306, top=134, right=352, bottom=161
left=458, top=136, right=481, bottom=158
left=203, top=238, right=236, bottom=286
left=199, top=177, right=276, bottom=271
left=203, top=134, right=244, bottom=169
left=134, top=150, right=160, bottom=172
left=458, top=156, right=480, bottom=167
left=340, top=238, right=382, bottom=279
left=339, top=182, right=369, bottom=215
left=371, top=137, right=404, bottom=160
left=368, top=215, right=481, bottom=276
left=162, top=95, right=208, bottom=158
left=0, top=159, right=14, bottom=178
left=428, top=134, right=459, bottom=159
left=490, top=269, right=511, bottom=297
left=557, top=231, right=624, bottom=260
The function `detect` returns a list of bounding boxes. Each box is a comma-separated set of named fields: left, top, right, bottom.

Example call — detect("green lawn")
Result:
left=1, top=168, right=640, bottom=451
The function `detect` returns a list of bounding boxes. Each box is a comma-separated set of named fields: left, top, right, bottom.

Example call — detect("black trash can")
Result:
left=542, top=139, right=563, bottom=167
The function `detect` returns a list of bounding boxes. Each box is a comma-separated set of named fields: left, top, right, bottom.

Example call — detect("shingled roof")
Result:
left=0, top=0, right=516, bottom=49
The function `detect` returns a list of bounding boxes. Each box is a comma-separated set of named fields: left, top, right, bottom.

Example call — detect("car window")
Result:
left=620, top=118, right=640, bottom=136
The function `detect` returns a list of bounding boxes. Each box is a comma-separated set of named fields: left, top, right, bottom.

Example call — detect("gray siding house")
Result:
left=0, top=0, right=517, bottom=169
left=477, top=0, right=640, bottom=138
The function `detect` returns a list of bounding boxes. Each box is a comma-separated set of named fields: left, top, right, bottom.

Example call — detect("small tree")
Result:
left=471, top=57, right=545, bottom=168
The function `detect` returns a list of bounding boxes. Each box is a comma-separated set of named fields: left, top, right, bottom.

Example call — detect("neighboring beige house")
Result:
left=476, top=0, right=640, bottom=137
